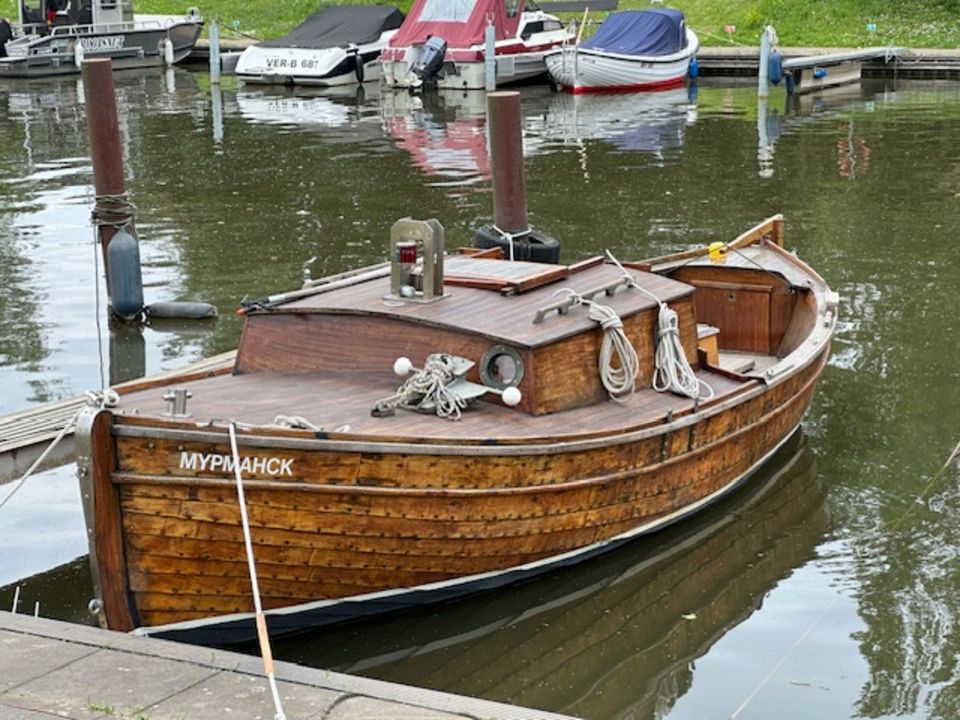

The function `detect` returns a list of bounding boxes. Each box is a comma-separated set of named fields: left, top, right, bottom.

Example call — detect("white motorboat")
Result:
left=545, top=8, right=698, bottom=94
left=380, top=0, right=573, bottom=91
left=0, top=0, right=202, bottom=77
left=235, top=5, right=405, bottom=87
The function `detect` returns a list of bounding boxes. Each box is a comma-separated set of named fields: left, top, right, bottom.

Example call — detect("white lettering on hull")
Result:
left=179, top=451, right=294, bottom=477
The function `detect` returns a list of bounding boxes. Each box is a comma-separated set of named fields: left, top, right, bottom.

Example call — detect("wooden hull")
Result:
left=77, top=343, right=828, bottom=644
left=74, top=216, right=837, bottom=644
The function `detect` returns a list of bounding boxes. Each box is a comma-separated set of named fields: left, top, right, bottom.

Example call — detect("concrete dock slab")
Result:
left=0, top=612, right=578, bottom=720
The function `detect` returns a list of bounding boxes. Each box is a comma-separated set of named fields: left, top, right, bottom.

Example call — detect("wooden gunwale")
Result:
left=107, top=347, right=821, bottom=457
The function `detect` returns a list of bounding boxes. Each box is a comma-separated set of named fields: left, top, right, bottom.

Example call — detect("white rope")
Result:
left=270, top=415, right=322, bottom=431
left=605, top=250, right=714, bottom=401
left=553, top=289, right=639, bottom=402
left=0, top=390, right=119, bottom=512
left=492, top=224, right=517, bottom=261
left=653, top=305, right=714, bottom=401
left=373, top=353, right=469, bottom=420
left=228, top=423, right=287, bottom=720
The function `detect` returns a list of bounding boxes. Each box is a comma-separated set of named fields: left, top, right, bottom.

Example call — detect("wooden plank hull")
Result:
left=78, top=343, right=828, bottom=644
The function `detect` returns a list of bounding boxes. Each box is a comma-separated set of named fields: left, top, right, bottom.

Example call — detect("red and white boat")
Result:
left=381, top=0, right=573, bottom=90
left=546, top=8, right=698, bottom=94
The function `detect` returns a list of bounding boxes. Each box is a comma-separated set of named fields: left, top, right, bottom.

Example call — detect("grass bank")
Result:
left=2, top=0, right=959, bottom=47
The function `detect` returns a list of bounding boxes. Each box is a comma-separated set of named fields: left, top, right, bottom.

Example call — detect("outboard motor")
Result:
left=0, top=19, right=12, bottom=58
left=410, top=35, right=447, bottom=87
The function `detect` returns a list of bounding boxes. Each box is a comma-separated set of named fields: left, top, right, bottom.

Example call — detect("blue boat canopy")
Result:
left=582, top=9, right=688, bottom=56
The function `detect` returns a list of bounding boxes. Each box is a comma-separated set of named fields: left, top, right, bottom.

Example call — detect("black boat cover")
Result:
left=582, top=8, right=687, bottom=56
left=261, top=5, right=405, bottom=49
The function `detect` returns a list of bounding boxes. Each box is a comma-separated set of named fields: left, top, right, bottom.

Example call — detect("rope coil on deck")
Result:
left=372, top=353, right=469, bottom=421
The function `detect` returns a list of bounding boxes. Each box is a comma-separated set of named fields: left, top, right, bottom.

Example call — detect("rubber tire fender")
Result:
left=473, top=225, right=561, bottom=264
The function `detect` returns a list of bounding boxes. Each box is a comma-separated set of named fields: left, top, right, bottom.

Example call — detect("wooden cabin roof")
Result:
left=276, top=260, right=693, bottom=349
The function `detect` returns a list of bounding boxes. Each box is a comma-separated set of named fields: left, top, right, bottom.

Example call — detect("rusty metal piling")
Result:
left=81, top=59, right=134, bottom=278
left=486, top=90, right=529, bottom=236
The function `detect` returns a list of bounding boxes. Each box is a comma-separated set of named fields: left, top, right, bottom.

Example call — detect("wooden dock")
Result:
left=0, top=611, right=576, bottom=720
left=697, top=46, right=960, bottom=80
left=0, top=352, right=236, bottom=483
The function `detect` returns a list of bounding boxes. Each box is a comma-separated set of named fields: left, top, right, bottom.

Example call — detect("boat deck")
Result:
left=113, top=366, right=752, bottom=442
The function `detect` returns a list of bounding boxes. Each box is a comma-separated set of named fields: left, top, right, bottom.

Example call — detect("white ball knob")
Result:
left=400, top=284, right=415, bottom=298
left=501, top=386, right=522, bottom=407
left=393, top=357, right=413, bottom=377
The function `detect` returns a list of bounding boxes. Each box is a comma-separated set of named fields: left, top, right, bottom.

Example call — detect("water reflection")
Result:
left=276, top=432, right=829, bottom=720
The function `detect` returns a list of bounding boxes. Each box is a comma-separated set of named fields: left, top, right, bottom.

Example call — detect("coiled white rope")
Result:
left=373, top=353, right=469, bottom=420
left=604, top=251, right=714, bottom=402
left=554, top=288, right=639, bottom=402
left=652, top=304, right=714, bottom=401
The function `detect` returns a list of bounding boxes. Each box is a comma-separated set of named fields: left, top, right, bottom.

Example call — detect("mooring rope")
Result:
left=491, top=224, right=517, bottom=261
left=372, top=353, right=469, bottom=420
left=91, top=192, right=136, bottom=229
left=0, top=390, right=118, bottom=512
left=228, top=422, right=287, bottom=720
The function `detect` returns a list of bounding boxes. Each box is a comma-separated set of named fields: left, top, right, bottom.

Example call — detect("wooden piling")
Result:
left=81, top=59, right=134, bottom=279
left=487, top=91, right=529, bottom=235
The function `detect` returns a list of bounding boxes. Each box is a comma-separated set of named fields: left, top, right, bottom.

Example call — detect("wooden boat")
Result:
left=235, top=5, right=405, bottom=87
left=0, top=0, right=203, bottom=78
left=75, top=214, right=837, bottom=644
left=545, top=8, right=698, bottom=94
left=380, top=0, right=573, bottom=90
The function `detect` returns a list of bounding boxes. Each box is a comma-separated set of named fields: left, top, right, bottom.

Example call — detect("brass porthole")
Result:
left=479, top=344, right=524, bottom=389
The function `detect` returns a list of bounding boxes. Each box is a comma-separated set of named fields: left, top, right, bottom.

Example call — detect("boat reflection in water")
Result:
left=275, top=430, right=828, bottom=720
left=531, top=86, right=697, bottom=160
left=380, top=89, right=492, bottom=188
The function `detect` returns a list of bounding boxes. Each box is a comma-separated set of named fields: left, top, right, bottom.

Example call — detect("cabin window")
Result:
left=419, top=0, right=478, bottom=23
left=480, top=344, right=524, bottom=389
left=505, top=0, right=521, bottom=18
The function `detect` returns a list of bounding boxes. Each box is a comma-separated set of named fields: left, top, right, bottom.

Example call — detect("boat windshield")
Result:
left=418, top=0, right=477, bottom=23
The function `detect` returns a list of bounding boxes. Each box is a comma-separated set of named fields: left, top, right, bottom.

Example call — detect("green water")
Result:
left=0, top=71, right=959, bottom=719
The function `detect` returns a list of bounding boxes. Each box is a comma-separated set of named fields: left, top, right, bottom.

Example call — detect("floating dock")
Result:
left=697, top=46, right=960, bottom=80
left=0, top=352, right=236, bottom=483
left=0, top=611, right=576, bottom=720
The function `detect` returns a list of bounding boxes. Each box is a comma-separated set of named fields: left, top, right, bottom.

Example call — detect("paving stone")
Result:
left=0, top=697, right=73, bottom=719
left=326, top=696, right=472, bottom=720
left=0, top=629, right=98, bottom=692
left=5, top=647, right=219, bottom=720
left=144, top=670, right=342, bottom=720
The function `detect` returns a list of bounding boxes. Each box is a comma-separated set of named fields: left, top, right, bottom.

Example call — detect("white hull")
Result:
left=546, top=28, right=698, bottom=93
left=236, top=31, right=395, bottom=86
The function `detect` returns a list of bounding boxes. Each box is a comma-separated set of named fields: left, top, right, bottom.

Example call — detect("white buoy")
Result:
left=501, top=386, right=522, bottom=407
left=73, top=40, right=85, bottom=70
left=393, top=357, right=414, bottom=376
left=163, top=36, right=175, bottom=65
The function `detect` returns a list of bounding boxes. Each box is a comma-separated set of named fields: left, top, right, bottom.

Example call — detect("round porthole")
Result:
left=480, top=344, right=524, bottom=389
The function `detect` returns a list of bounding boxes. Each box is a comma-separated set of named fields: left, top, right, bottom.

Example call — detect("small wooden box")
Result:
left=697, top=324, right=720, bottom=366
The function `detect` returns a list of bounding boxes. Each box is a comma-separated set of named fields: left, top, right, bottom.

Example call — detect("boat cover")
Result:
left=582, top=9, right=687, bottom=56
left=261, top=5, right=405, bottom=49
left=388, top=0, right=524, bottom=48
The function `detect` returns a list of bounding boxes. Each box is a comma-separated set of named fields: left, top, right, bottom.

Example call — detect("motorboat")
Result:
left=75, top=214, right=837, bottom=644
left=380, top=0, right=573, bottom=90
left=235, top=5, right=405, bottom=87
left=545, top=8, right=698, bottom=93
left=0, top=0, right=202, bottom=77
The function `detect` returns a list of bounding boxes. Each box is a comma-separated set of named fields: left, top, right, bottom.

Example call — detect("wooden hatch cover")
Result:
left=442, top=255, right=603, bottom=294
